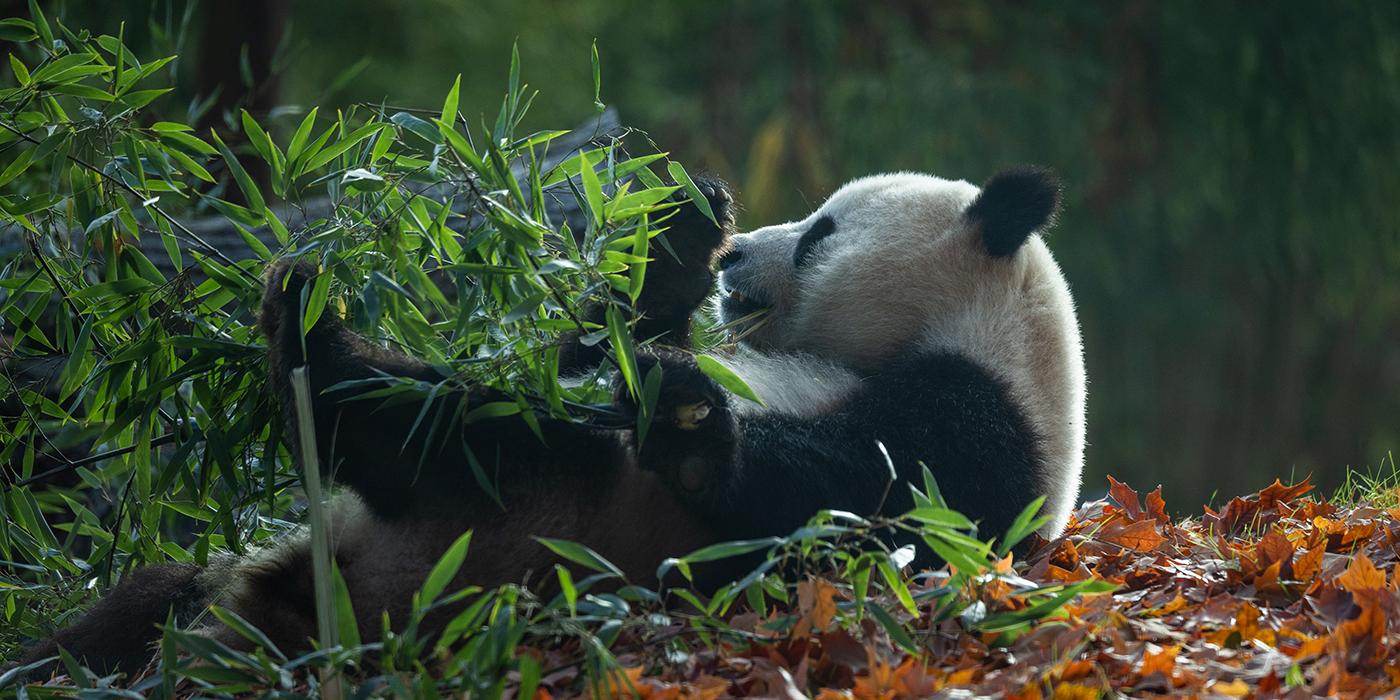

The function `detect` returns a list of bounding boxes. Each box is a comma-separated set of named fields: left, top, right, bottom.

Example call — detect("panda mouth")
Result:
left=720, top=285, right=770, bottom=318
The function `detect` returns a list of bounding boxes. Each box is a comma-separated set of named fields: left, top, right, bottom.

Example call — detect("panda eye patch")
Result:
left=793, top=216, right=837, bottom=268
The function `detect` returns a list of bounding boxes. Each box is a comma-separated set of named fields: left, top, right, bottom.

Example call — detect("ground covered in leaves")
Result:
left=550, top=478, right=1400, bottom=699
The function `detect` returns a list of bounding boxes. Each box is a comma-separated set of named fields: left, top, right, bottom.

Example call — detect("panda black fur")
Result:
left=13, top=167, right=1085, bottom=676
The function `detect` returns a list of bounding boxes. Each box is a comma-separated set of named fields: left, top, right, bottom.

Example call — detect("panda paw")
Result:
left=630, top=349, right=731, bottom=431
left=615, top=349, right=737, bottom=494
left=668, top=175, right=735, bottom=251
left=648, top=176, right=736, bottom=290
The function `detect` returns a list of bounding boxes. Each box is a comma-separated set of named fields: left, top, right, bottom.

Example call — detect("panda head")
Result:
left=716, top=166, right=1085, bottom=532
left=717, top=167, right=1068, bottom=372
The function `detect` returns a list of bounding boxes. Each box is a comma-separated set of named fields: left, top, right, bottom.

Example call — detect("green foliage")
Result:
left=0, top=8, right=1113, bottom=694
left=0, top=9, right=687, bottom=673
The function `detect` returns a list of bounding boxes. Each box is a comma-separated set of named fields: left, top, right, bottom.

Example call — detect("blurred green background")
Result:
left=20, top=0, right=1400, bottom=510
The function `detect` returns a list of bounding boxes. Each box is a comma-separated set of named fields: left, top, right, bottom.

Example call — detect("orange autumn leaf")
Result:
left=595, top=667, right=650, bottom=700
left=994, top=552, right=1015, bottom=574
left=1145, top=486, right=1170, bottom=524
left=1292, top=634, right=1329, bottom=660
left=1138, top=644, right=1179, bottom=680
left=851, top=650, right=898, bottom=700
left=1106, top=475, right=1143, bottom=520
left=1207, top=601, right=1276, bottom=647
left=1341, top=522, right=1378, bottom=546
left=1254, top=559, right=1284, bottom=595
left=1050, top=682, right=1100, bottom=700
left=1293, top=543, right=1325, bottom=581
left=1009, top=683, right=1045, bottom=700
left=793, top=578, right=839, bottom=639
left=1055, top=659, right=1096, bottom=683
left=1208, top=679, right=1251, bottom=697
left=947, top=668, right=979, bottom=685
left=891, top=658, right=941, bottom=697
left=1332, top=593, right=1388, bottom=668
left=1254, top=530, right=1294, bottom=567
left=689, top=676, right=729, bottom=700
left=1258, top=476, right=1314, bottom=504
left=1099, top=518, right=1166, bottom=551
left=1312, top=516, right=1346, bottom=536
left=1144, top=593, right=1187, bottom=617
left=1337, top=552, right=1387, bottom=593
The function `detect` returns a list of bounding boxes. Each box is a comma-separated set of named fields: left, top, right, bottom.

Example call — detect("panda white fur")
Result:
left=13, top=167, right=1084, bottom=675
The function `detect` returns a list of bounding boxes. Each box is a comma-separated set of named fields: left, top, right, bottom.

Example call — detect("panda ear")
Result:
left=965, top=166, right=1061, bottom=257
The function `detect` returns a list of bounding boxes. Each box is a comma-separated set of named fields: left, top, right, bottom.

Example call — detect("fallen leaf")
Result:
left=1208, top=678, right=1250, bottom=697
left=1098, top=519, right=1166, bottom=552
left=1107, top=476, right=1143, bottom=521
left=793, top=579, right=839, bottom=639
left=1050, top=682, right=1100, bottom=700
left=1145, top=487, right=1170, bottom=524
left=1337, top=553, right=1386, bottom=593
left=1137, top=643, right=1179, bottom=681
left=1293, top=544, right=1325, bottom=582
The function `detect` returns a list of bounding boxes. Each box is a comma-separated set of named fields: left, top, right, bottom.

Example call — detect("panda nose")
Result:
left=717, top=247, right=742, bottom=271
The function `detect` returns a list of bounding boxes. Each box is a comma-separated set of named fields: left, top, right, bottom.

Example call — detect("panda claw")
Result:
left=675, top=400, right=711, bottom=430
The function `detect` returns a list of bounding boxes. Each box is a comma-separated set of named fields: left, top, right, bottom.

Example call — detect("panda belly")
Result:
left=202, top=460, right=713, bottom=653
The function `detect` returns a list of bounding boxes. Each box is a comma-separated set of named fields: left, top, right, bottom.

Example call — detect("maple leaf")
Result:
left=1203, top=477, right=1314, bottom=536
left=1254, top=530, right=1294, bottom=569
left=1107, top=476, right=1143, bottom=520
left=849, top=648, right=901, bottom=700
left=1097, top=518, right=1166, bottom=552
left=1258, top=476, right=1314, bottom=505
left=1337, top=552, right=1387, bottom=593
left=1331, top=590, right=1389, bottom=670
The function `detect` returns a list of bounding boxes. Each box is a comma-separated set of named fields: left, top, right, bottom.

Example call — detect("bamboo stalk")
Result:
left=289, top=366, right=342, bottom=696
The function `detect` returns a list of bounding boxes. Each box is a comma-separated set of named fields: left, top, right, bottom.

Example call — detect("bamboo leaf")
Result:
left=441, top=73, right=461, bottom=123
left=536, top=537, right=625, bottom=579
left=210, top=129, right=266, bottom=212
left=420, top=530, right=473, bottom=605
left=666, top=161, right=716, bottom=226
left=606, top=305, right=639, bottom=398
left=695, top=354, right=763, bottom=405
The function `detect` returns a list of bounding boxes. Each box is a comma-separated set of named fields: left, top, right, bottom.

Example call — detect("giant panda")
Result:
left=632, top=167, right=1084, bottom=547
left=11, top=166, right=1084, bottom=677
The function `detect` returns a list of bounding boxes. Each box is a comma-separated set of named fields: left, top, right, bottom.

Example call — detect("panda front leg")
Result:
left=616, top=350, right=740, bottom=501
left=631, top=177, right=735, bottom=346
left=260, top=260, right=587, bottom=518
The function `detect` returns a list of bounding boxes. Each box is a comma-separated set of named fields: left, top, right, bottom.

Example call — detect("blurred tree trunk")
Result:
left=195, top=1, right=287, bottom=200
